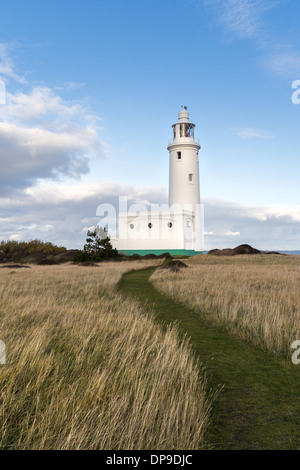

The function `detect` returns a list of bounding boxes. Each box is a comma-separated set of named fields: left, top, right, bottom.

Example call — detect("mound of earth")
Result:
left=157, top=253, right=173, bottom=259
left=234, top=244, right=261, bottom=255
left=143, top=253, right=173, bottom=260
left=37, top=259, right=59, bottom=265
left=208, top=248, right=235, bottom=256
left=0, top=264, right=31, bottom=269
left=77, top=262, right=100, bottom=267
left=0, top=249, right=80, bottom=265
left=208, top=244, right=262, bottom=256
left=130, top=254, right=142, bottom=260
left=143, top=254, right=158, bottom=260
left=159, top=260, right=188, bottom=272
left=125, top=252, right=173, bottom=261
left=51, top=250, right=79, bottom=263
left=208, top=244, right=281, bottom=256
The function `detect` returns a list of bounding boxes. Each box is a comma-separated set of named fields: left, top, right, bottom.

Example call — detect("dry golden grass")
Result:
left=151, top=255, right=300, bottom=356
left=0, top=262, right=210, bottom=450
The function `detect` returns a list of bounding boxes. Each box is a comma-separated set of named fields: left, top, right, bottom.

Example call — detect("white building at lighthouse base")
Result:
left=112, top=207, right=202, bottom=256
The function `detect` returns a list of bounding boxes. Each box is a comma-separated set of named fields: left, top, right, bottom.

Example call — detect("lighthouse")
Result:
left=168, top=107, right=201, bottom=252
left=111, top=108, right=203, bottom=256
left=168, top=107, right=200, bottom=211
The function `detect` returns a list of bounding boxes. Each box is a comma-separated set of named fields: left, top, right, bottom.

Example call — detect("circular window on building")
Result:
left=148, top=223, right=153, bottom=229
left=168, top=222, right=173, bottom=228
left=130, top=224, right=134, bottom=229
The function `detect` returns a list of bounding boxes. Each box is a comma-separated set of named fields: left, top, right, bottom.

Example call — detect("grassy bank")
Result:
left=151, top=254, right=300, bottom=356
left=119, top=265, right=300, bottom=450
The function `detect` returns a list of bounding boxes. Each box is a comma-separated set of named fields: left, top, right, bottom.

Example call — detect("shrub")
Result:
left=0, top=240, right=66, bottom=262
left=74, top=230, right=118, bottom=263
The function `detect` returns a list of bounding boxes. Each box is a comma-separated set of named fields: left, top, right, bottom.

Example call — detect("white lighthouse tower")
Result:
left=111, top=107, right=203, bottom=256
left=168, top=107, right=202, bottom=252
left=168, top=107, right=200, bottom=211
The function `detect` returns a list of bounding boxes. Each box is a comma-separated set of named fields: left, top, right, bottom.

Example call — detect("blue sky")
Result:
left=0, top=0, right=300, bottom=249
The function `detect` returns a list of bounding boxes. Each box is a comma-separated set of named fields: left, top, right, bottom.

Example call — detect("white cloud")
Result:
left=203, top=197, right=300, bottom=250
left=55, top=81, right=86, bottom=92
left=17, top=224, right=54, bottom=232
left=0, top=181, right=168, bottom=248
left=0, top=57, right=107, bottom=195
left=82, top=226, right=96, bottom=233
left=0, top=183, right=300, bottom=250
left=0, top=87, right=83, bottom=124
left=225, top=231, right=241, bottom=236
left=0, top=43, right=27, bottom=84
left=205, top=0, right=300, bottom=78
left=9, top=234, right=21, bottom=241
left=248, top=206, right=300, bottom=223
left=263, top=48, right=300, bottom=77
left=0, top=120, right=105, bottom=193
left=205, top=0, right=275, bottom=40
left=232, top=127, right=273, bottom=139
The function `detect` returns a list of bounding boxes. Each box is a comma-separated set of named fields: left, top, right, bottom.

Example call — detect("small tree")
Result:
left=74, top=229, right=118, bottom=262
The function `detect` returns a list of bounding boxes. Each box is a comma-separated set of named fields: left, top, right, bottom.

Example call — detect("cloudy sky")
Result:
left=0, top=0, right=300, bottom=250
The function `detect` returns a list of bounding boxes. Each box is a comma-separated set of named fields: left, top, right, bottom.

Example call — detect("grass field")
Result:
left=1, top=255, right=298, bottom=450
left=120, top=264, right=300, bottom=450
left=151, top=254, right=300, bottom=357
left=0, top=262, right=210, bottom=450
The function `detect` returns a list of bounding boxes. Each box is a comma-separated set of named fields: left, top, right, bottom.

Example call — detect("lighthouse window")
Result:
left=130, top=224, right=134, bottom=229
left=180, top=124, right=194, bottom=138
left=177, top=152, right=181, bottom=160
left=168, top=222, right=173, bottom=228
left=173, top=127, right=176, bottom=139
left=189, top=174, right=193, bottom=182
left=148, top=223, right=153, bottom=229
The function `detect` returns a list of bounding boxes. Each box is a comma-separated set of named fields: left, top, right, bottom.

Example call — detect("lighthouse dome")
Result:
left=178, top=108, right=190, bottom=122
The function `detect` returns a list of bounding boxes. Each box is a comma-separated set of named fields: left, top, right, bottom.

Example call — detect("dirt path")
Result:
left=119, top=267, right=300, bottom=450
